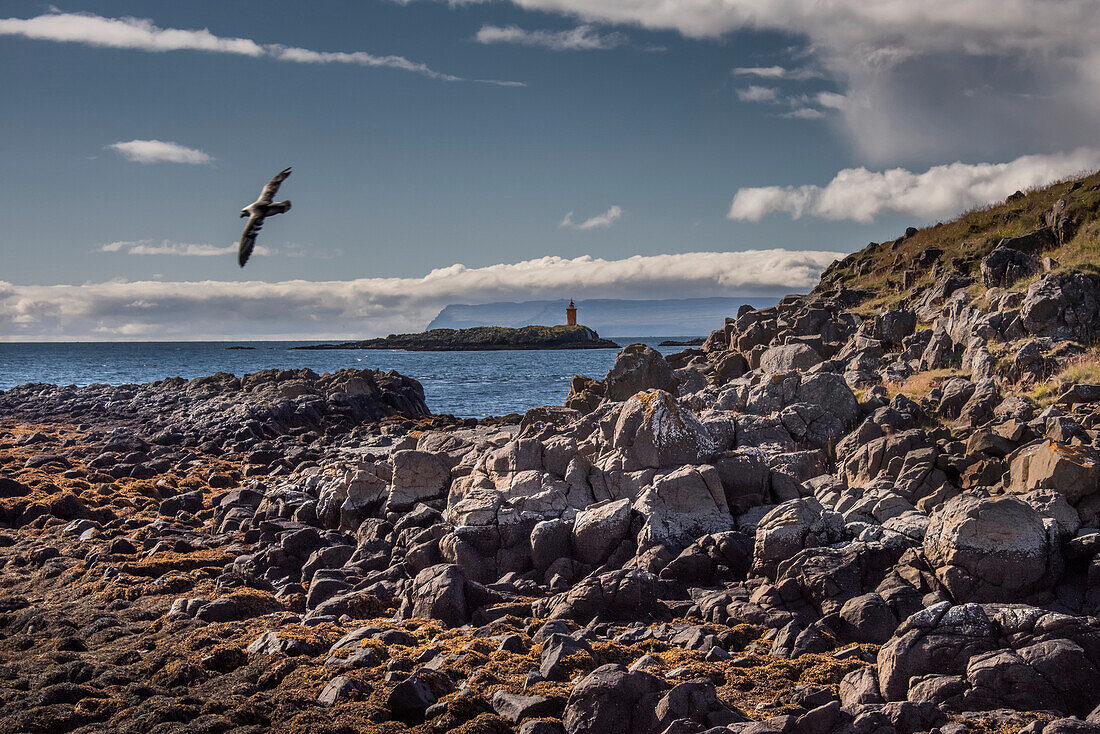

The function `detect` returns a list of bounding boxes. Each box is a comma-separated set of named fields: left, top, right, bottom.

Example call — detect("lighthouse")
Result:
left=566, top=299, right=577, bottom=326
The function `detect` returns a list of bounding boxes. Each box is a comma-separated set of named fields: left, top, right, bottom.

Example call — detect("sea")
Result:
left=0, top=338, right=696, bottom=418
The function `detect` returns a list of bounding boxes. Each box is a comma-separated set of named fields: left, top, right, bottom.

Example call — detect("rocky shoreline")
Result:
left=5, top=179, right=1100, bottom=733
left=296, top=325, right=620, bottom=352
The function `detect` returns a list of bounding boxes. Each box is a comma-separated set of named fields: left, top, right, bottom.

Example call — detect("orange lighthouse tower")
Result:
left=566, top=300, right=577, bottom=326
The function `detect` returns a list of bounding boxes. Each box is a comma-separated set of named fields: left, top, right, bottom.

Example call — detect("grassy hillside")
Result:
left=817, top=169, right=1100, bottom=316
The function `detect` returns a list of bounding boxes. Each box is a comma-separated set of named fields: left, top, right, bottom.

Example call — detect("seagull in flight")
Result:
left=238, top=167, right=292, bottom=267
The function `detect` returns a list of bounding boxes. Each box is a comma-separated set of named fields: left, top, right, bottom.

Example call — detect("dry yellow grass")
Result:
left=1030, top=346, right=1100, bottom=405
left=886, top=368, right=963, bottom=401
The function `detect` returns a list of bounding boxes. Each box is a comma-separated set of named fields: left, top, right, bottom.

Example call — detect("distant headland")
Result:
left=295, top=324, right=620, bottom=351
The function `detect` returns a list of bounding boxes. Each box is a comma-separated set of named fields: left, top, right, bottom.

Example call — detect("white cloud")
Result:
left=97, top=240, right=275, bottom=257
left=781, top=108, right=824, bottom=120
left=735, top=85, right=779, bottom=103
left=475, top=24, right=624, bottom=50
left=733, top=65, right=821, bottom=80
left=107, top=139, right=212, bottom=164
left=560, top=205, right=623, bottom=230
left=449, top=0, right=1100, bottom=159
left=728, top=148, right=1100, bottom=223
left=815, top=91, right=846, bottom=110
left=0, top=11, right=521, bottom=85
left=0, top=250, right=839, bottom=340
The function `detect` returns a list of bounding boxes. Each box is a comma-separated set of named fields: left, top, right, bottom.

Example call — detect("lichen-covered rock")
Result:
left=609, top=390, right=715, bottom=469
left=923, top=495, right=1062, bottom=603
left=632, top=464, right=732, bottom=550
left=1021, top=271, right=1100, bottom=342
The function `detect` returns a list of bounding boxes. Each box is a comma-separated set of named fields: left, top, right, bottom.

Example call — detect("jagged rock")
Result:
left=605, top=344, right=678, bottom=402
left=981, top=246, right=1042, bottom=288
left=878, top=602, right=1100, bottom=717
left=609, top=390, right=715, bottom=469
left=920, top=324, right=955, bottom=370
left=1021, top=271, right=1100, bottom=342
left=923, top=495, right=1062, bottom=603
left=958, top=379, right=999, bottom=427
left=753, top=497, right=844, bottom=579
left=633, top=465, right=732, bottom=550
left=572, top=498, right=632, bottom=565
left=531, top=569, right=663, bottom=622
left=1008, top=441, right=1100, bottom=505
left=659, top=531, right=753, bottom=584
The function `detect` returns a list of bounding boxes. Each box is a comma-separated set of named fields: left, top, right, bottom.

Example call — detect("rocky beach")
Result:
left=5, top=176, right=1100, bottom=734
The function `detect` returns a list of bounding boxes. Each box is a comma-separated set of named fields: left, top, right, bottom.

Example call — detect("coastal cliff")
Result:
left=296, top=323, right=620, bottom=351
left=4, top=172, right=1100, bottom=732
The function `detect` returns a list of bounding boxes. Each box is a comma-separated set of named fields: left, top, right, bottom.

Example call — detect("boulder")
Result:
left=573, top=498, right=633, bottom=565
left=1021, top=271, right=1100, bottom=342
left=633, top=465, right=732, bottom=550
left=609, top=391, right=715, bottom=469
left=920, top=325, right=955, bottom=370
left=400, top=563, right=469, bottom=627
left=759, top=343, right=824, bottom=373
left=531, top=569, right=662, bottom=623
left=605, top=344, right=678, bottom=402
left=923, top=495, right=1061, bottom=603
left=981, top=246, right=1042, bottom=289
left=873, top=310, right=917, bottom=346
left=878, top=602, right=1100, bottom=717
left=1008, top=441, right=1100, bottom=505
left=388, top=450, right=450, bottom=512
left=563, top=664, right=666, bottom=734
left=752, top=497, right=844, bottom=579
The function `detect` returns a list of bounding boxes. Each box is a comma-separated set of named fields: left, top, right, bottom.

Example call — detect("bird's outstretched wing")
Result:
left=257, top=167, right=292, bottom=204
left=238, top=215, right=265, bottom=267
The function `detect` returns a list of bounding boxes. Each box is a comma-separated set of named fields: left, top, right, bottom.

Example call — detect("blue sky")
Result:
left=2, top=1, right=1099, bottom=339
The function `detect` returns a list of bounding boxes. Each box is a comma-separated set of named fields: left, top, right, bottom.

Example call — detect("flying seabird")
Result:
left=238, top=167, right=292, bottom=267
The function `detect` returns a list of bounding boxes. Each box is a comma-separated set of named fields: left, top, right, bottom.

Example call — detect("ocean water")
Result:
left=0, top=338, right=693, bottom=418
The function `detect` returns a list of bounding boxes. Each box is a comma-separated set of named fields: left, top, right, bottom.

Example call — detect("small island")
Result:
left=658, top=337, right=705, bottom=347
left=296, top=324, right=620, bottom=351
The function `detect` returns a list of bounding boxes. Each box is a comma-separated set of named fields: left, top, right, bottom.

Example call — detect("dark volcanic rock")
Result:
left=297, top=324, right=619, bottom=351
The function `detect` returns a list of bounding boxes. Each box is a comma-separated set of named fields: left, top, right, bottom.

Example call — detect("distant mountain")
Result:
left=427, top=297, right=779, bottom=336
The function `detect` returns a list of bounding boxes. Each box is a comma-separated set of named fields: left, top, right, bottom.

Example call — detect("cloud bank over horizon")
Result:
left=729, top=149, right=1100, bottom=223
left=0, top=250, right=838, bottom=341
